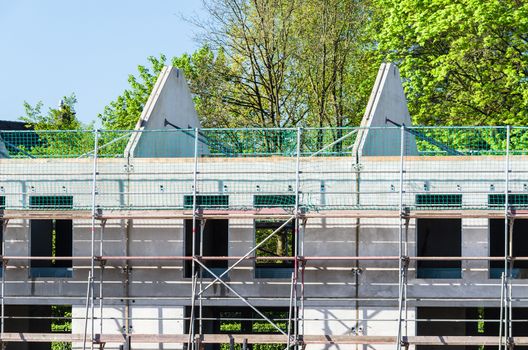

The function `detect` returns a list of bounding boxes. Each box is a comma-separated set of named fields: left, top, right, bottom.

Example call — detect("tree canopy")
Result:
left=98, top=0, right=379, bottom=130
left=21, top=94, right=85, bottom=130
left=21, top=0, right=528, bottom=130
left=376, top=0, right=528, bottom=125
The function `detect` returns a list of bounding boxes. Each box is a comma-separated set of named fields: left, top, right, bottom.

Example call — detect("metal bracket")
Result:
left=96, top=257, right=107, bottom=267
left=353, top=163, right=363, bottom=171
left=401, top=256, right=410, bottom=270
left=123, top=164, right=134, bottom=173
left=351, top=266, right=363, bottom=276
left=400, top=336, right=409, bottom=348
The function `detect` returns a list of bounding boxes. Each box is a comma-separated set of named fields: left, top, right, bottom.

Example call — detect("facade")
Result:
left=0, top=65, right=526, bottom=350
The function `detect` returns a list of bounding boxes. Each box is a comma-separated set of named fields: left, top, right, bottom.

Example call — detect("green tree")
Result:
left=99, top=48, right=235, bottom=130
left=201, top=0, right=303, bottom=128
left=294, top=0, right=378, bottom=128
left=376, top=0, right=528, bottom=125
left=99, top=55, right=167, bottom=130
left=100, top=1, right=380, bottom=130
left=20, top=94, right=82, bottom=130
left=18, top=95, right=95, bottom=158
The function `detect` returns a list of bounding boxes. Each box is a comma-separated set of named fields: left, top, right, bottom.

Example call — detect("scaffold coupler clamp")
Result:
left=400, top=207, right=410, bottom=219
left=401, top=256, right=410, bottom=269
left=195, top=334, right=203, bottom=350
left=290, top=335, right=299, bottom=347
left=507, top=336, right=514, bottom=349
left=297, top=335, right=305, bottom=349
left=400, top=336, right=409, bottom=348
left=96, top=256, right=107, bottom=268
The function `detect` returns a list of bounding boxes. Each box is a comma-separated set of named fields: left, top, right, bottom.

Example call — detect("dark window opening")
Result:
left=184, top=306, right=291, bottom=350
left=489, top=194, right=528, bottom=208
left=489, top=219, right=528, bottom=279
left=254, top=195, right=295, bottom=208
left=0, top=196, right=5, bottom=209
left=184, top=195, right=229, bottom=209
left=0, top=217, right=3, bottom=277
left=29, top=196, right=73, bottom=278
left=417, top=307, right=528, bottom=350
left=416, top=194, right=462, bottom=208
left=184, top=220, right=228, bottom=278
left=30, top=219, right=73, bottom=278
left=417, top=219, right=461, bottom=279
left=4, top=304, right=72, bottom=350
left=255, top=220, right=295, bottom=279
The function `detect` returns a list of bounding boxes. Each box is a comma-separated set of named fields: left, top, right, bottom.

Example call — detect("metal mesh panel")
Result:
left=0, top=126, right=522, bottom=212
left=404, top=126, right=508, bottom=210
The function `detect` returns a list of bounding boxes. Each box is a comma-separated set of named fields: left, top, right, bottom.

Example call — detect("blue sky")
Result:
left=0, top=1, right=205, bottom=126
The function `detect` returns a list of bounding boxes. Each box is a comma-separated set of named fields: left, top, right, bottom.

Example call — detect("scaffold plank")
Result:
left=0, top=334, right=527, bottom=346
left=3, top=208, right=526, bottom=220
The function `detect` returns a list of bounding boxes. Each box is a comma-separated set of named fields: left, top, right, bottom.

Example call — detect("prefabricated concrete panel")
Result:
left=353, top=63, right=418, bottom=157
left=125, top=66, right=209, bottom=158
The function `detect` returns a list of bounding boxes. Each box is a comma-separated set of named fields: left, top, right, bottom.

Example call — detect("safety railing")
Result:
left=0, top=126, right=526, bottom=212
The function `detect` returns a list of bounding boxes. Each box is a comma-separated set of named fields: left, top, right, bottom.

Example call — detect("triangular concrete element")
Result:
left=353, top=63, right=417, bottom=157
left=125, top=66, right=209, bottom=157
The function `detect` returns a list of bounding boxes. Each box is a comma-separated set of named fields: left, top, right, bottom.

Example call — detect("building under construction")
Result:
left=0, top=63, right=527, bottom=350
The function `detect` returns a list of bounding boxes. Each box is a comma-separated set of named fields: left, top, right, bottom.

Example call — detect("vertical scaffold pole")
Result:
left=188, top=128, right=199, bottom=350
left=90, top=130, right=99, bottom=350
left=499, top=272, right=505, bottom=350
left=396, top=125, right=405, bottom=350
left=1, top=220, right=6, bottom=340
left=99, top=221, right=106, bottom=336
left=300, top=218, right=306, bottom=340
left=294, top=127, right=302, bottom=348
left=199, top=219, right=206, bottom=336
left=503, top=126, right=511, bottom=344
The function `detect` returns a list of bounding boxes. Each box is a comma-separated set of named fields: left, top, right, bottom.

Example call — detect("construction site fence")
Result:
left=0, top=126, right=526, bottom=211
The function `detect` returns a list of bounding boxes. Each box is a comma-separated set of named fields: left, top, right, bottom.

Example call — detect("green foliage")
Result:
left=51, top=305, right=72, bottom=350
left=16, top=94, right=97, bottom=158
left=99, top=48, right=235, bottom=130
left=99, top=0, right=379, bottom=130
left=218, top=310, right=289, bottom=350
left=376, top=0, right=528, bottom=125
left=255, top=222, right=294, bottom=265
left=20, top=94, right=84, bottom=130
left=99, top=55, right=167, bottom=130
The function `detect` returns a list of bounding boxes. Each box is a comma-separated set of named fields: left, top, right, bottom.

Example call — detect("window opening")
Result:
left=489, top=219, right=528, bottom=279
left=29, top=196, right=73, bottom=278
left=255, top=220, right=295, bottom=279
left=417, top=219, right=462, bottom=279
left=184, top=219, right=229, bottom=278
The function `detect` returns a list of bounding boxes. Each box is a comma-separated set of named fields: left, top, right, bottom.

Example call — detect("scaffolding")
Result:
left=0, top=126, right=526, bottom=348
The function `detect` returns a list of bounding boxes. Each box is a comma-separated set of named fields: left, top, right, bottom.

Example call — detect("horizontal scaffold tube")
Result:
left=1, top=334, right=528, bottom=346
left=0, top=255, right=525, bottom=261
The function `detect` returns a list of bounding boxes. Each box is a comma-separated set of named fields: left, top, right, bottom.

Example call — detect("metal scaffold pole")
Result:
left=99, top=220, right=106, bottom=336
left=199, top=219, right=206, bottom=338
left=294, top=127, right=302, bottom=349
left=300, top=217, right=307, bottom=341
left=90, top=130, right=99, bottom=350
left=396, top=125, right=406, bottom=350
left=188, top=128, right=200, bottom=350
left=503, top=126, right=511, bottom=348
left=1, top=219, right=7, bottom=346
